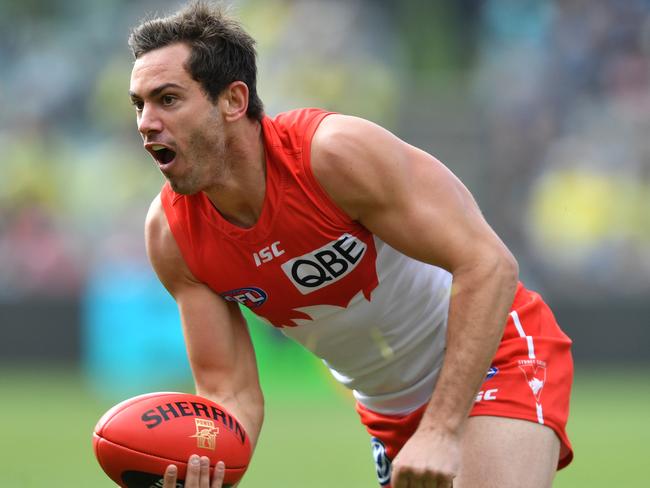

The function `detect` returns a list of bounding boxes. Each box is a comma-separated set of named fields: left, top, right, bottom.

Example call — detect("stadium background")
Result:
left=1, top=0, right=648, bottom=486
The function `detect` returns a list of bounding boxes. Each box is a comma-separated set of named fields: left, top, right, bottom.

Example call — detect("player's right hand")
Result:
left=163, top=455, right=226, bottom=488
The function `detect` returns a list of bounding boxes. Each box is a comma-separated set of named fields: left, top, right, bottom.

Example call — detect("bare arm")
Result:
left=311, top=115, right=518, bottom=483
left=145, top=195, right=264, bottom=449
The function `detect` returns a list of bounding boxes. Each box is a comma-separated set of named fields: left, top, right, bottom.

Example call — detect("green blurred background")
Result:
left=1, top=0, right=649, bottom=486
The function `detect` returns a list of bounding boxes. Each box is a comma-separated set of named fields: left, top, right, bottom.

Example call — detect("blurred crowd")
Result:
left=474, top=0, right=650, bottom=299
left=1, top=0, right=649, bottom=303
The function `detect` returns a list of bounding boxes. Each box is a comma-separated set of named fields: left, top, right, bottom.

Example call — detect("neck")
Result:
left=204, top=118, right=266, bottom=228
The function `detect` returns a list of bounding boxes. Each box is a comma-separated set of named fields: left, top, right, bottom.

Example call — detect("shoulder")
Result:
left=145, top=193, right=199, bottom=293
left=145, top=193, right=171, bottom=256
left=311, top=114, right=415, bottom=181
left=312, top=113, right=393, bottom=157
left=310, top=114, right=416, bottom=220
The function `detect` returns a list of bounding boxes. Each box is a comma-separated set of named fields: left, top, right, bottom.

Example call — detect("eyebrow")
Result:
left=129, top=82, right=185, bottom=100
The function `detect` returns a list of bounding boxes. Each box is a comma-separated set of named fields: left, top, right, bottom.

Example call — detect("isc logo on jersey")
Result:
left=280, top=234, right=367, bottom=295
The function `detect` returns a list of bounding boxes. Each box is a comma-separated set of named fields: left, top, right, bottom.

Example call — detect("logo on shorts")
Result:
left=221, top=287, right=268, bottom=308
left=485, top=366, right=499, bottom=380
left=518, top=359, right=547, bottom=402
left=371, top=437, right=392, bottom=486
left=281, top=234, right=367, bottom=294
left=475, top=388, right=499, bottom=402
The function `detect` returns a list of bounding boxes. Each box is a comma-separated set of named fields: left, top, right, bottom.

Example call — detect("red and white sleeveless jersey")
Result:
left=161, top=108, right=452, bottom=414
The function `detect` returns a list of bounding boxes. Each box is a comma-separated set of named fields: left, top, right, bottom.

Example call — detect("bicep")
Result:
left=364, top=145, right=504, bottom=271
left=312, top=116, right=512, bottom=273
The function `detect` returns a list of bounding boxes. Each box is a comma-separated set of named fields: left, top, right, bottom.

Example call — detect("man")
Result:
left=128, top=2, right=573, bottom=487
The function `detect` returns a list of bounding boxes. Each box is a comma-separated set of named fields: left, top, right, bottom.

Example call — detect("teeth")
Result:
left=151, top=144, right=166, bottom=151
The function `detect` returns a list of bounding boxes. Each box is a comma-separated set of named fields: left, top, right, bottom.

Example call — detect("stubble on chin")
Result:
left=167, top=175, right=201, bottom=196
left=169, top=113, right=227, bottom=195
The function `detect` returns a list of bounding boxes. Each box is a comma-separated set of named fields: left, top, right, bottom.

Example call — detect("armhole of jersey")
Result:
left=301, top=112, right=360, bottom=226
left=160, top=184, right=204, bottom=283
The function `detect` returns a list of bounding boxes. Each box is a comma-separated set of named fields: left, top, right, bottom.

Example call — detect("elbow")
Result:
left=238, top=381, right=265, bottom=427
left=470, top=245, right=519, bottom=290
left=454, top=244, right=519, bottom=286
left=248, top=385, right=265, bottom=421
left=493, top=248, right=519, bottom=295
left=502, top=249, right=519, bottom=282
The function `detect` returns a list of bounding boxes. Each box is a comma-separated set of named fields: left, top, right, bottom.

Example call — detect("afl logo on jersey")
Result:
left=221, top=287, right=268, bottom=308
left=280, top=233, right=367, bottom=295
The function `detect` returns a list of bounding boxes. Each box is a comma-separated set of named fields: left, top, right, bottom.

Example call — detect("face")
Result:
left=129, top=43, right=227, bottom=195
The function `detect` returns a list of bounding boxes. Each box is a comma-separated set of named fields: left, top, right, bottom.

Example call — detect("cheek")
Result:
left=187, top=120, right=224, bottom=155
left=185, top=130, right=213, bottom=157
left=174, top=105, right=223, bottom=156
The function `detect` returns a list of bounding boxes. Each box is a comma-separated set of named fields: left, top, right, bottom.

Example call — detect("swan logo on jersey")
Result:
left=371, top=437, right=392, bottom=486
left=221, top=287, right=268, bottom=308
left=281, top=233, right=367, bottom=295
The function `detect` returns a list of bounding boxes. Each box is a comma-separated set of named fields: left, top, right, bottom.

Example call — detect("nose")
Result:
left=137, top=104, right=163, bottom=138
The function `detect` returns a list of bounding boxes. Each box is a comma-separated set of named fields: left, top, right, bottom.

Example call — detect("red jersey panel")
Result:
left=161, top=108, right=379, bottom=328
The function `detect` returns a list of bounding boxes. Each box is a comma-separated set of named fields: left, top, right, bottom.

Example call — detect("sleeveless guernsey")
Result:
left=161, top=108, right=452, bottom=414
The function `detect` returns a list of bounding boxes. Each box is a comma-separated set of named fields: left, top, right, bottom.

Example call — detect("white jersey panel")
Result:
left=280, top=236, right=452, bottom=414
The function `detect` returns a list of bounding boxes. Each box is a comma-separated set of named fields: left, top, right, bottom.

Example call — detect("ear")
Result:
left=219, top=81, right=249, bottom=122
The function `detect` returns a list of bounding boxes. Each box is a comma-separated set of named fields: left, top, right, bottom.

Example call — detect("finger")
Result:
left=163, top=464, right=178, bottom=488
left=441, top=469, right=457, bottom=488
left=417, top=478, right=431, bottom=488
left=433, top=474, right=453, bottom=488
left=407, top=476, right=425, bottom=488
left=392, top=469, right=410, bottom=488
left=211, top=461, right=225, bottom=488
left=420, top=472, right=439, bottom=488
left=199, top=456, right=210, bottom=488
left=185, top=454, right=201, bottom=485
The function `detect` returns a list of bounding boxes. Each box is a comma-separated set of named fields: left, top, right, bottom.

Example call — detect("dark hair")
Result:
left=128, top=1, right=264, bottom=120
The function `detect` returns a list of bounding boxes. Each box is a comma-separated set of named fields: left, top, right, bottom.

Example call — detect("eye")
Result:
left=131, top=99, right=144, bottom=112
left=162, top=94, right=177, bottom=106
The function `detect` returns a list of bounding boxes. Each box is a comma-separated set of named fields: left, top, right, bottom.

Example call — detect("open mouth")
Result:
left=150, top=144, right=177, bottom=165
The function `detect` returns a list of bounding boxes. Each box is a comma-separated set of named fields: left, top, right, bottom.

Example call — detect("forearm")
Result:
left=419, top=258, right=518, bottom=434
left=181, top=298, right=265, bottom=449
left=196, top=381, right=265, bottom=451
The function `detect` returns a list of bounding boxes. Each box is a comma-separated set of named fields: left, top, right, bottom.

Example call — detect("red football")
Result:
left=93, top=392, right=252, bottom=487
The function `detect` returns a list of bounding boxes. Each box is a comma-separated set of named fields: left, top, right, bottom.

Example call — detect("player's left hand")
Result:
left=162, top=455, right=226, bottom=488
left=390, top=427, right=460, bottom=488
